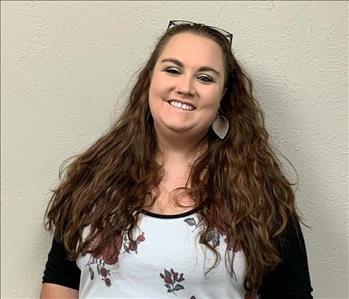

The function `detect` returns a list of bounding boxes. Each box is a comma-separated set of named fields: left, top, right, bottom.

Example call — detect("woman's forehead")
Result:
left=158, top=32, right=225, bottom=71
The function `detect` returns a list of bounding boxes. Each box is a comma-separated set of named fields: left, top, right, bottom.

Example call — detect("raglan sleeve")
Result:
left=42, top=234, right=81, bottom=290
left=258, top=218, right=313, bottom=299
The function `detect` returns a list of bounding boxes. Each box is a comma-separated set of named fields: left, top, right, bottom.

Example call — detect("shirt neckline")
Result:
left=141, top=206, right=201, bottom=219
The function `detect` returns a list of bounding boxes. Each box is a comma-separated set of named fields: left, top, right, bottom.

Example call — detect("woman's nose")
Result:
left=176, top=76, right=194, bottom=96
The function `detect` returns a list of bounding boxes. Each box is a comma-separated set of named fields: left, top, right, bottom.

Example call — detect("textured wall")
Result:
left=1, top=1, right=348, bottom=298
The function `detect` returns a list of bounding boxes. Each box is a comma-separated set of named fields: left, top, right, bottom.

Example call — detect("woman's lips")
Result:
left=167, top=101, right=195, bottom=112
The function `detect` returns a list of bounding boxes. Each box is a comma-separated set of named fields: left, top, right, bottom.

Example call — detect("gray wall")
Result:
left=1, top=1, right=348, bottom=298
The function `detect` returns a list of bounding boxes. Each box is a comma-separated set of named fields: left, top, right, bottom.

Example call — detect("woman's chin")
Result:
left=155, top=118, right=195, bottom=134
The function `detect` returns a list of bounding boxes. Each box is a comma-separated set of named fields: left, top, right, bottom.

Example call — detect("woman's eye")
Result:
left=165, top=68, right=180, bottom=74
left=198, top=76, right=213, bottom=83
left=164, top=68, right=213, bottom=83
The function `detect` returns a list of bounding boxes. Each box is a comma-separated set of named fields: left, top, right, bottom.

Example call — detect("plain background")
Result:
left=1, top=1, right=348, bottom=298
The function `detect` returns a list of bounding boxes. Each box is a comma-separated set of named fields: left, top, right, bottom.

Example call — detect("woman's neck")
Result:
left=155, top=139, right=208, bottom=168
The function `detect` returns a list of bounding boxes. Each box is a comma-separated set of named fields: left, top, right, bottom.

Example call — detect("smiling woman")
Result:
left=149, top=32, right=226, bottom=146
left=40, top=20, right=313, bottom=299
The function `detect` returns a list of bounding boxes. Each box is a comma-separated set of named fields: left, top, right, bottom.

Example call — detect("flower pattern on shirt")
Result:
left=206, top=228, right=221, bottom=248
left=85, top=256, right=114, bottom=287
left=184, top=216, right=241, bottom=252
left=86, top=231, right=145, bottom=287
left=184, top=217, right=201, bottom=231
left=123, top=232, right=145, bottom=254
left=160, top=268, right=185, bottom=295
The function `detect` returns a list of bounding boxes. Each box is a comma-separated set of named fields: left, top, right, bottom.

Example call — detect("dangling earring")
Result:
left=211, top=112, right=229, bottom=139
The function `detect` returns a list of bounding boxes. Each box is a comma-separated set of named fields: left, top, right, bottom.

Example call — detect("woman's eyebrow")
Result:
left=160, top=58, right=221, bottom=77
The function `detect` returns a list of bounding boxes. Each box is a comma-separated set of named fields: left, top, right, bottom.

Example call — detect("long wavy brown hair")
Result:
left=44, top=23, right=307, bottom=292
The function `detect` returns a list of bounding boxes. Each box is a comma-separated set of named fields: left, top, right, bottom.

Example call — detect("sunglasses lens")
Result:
left=171, top=20, right=193, bottom=28
left=168, top=20, right=232, bottom=46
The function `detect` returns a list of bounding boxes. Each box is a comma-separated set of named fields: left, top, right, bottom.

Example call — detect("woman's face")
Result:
left=148, top=32, right=226, bottom=139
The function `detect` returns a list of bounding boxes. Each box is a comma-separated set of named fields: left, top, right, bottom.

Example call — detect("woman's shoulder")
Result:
left=277, top=216, right=308, bottom=258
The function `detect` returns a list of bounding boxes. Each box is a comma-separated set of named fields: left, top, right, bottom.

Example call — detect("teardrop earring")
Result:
left=211, top=112, right=229, bottom=139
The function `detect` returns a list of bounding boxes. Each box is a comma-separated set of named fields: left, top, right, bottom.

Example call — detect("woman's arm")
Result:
left=41, top=235, right=81, bottom=297
left=258, top=217, right=313, bottom=299
left=40, top=283, right=78, bottom=299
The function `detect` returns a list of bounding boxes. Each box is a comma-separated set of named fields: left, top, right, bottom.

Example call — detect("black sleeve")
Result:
left=258, top=218, right=313, bottom=299
left=42, top=235, right=81, bottom=290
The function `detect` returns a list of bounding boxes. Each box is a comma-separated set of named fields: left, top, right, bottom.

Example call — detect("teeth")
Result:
left=169, top=100, right=194, bottom=111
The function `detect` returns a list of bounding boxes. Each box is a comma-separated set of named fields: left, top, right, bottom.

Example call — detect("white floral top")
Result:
left=42, top=208, right=313, bottom=299
left=77, top=208, right=251, bottom=299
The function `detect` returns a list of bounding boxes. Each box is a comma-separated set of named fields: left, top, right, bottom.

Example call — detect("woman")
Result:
left=41, top=20, right=313, bottom=298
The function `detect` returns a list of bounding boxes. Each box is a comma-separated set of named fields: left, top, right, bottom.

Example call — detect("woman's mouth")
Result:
left=167, top=100, right=195, bottom=111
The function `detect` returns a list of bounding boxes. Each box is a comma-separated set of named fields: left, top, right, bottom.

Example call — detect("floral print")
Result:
left=86, top=230, right=145, bottom=287
left=206, top=228, right=221, bottom=248
left=91, top=231, right=124, bottom=264
left=160, top=268, right=185, bottom=295
left=123, top=232, right=145, bottom=254
left=85, top=256, right=113, bottom=287
left=84, top=231, right=124, bottom=287
left=81, top=215, right=245, bottom=293
left=184, top=216, right=242, bottom=252
left=184, top=217, right=200, bottom=231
